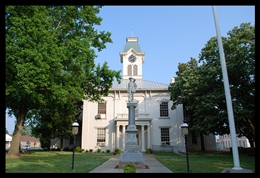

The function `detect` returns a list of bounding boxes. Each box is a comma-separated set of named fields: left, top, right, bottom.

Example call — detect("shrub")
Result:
left=146, top=148, right=153, bottom=154
left=75, top=146, right=84, bottom=152
left=89, top=149, right=93, bottom=153
left=106, top=149, right=111, bottom=153
left=97, top=149, right=101, bottom=153
left=124, top=163, right=136, bottom=173
left=115, top=148, right=122, bottom=154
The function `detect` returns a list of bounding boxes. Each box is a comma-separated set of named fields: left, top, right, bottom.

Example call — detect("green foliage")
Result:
left=5, top=5, right=121, bottom=156
left=115, top=148, right=122, bottom=154
left=89, top=149, right=93, bottom=153
left=146, top=148, right=153, bottom=154
left=124, top=163, right=136, bottom=173
left=75, top=146, right=84, bottom=152
left=169, top=22, right=255, bottom=148
left=106, top=149, right=110, bottom=153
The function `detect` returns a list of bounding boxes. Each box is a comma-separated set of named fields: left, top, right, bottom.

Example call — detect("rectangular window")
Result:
left=97, top=128, right=106, bottom=142
left=98, top=102, right=106, bottom=114
left=160, top=101, right=169, bottom=117
left=161, top=128, right=170, bottom=145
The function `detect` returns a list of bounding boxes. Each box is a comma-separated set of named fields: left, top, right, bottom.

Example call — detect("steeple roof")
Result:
left=123, top=37, right=141, bottom=52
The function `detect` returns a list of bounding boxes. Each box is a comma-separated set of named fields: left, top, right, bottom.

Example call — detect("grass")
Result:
left=6, top=150, right=112, bottom=173
left=6, top=150, right=255, bottom=173
left=153, top=151, right=255, bottom=173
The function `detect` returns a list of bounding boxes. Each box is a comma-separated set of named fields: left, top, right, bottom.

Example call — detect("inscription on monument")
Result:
left=124, top=145, right=139, bottom=152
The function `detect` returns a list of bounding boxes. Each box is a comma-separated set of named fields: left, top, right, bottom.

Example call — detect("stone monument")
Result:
left=118, top=77, right=145, bottom=169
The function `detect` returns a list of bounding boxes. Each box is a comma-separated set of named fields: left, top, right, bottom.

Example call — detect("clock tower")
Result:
left=119, top=37, right=145, bottom=80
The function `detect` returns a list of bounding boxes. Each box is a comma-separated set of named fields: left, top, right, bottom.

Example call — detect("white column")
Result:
left=116, top=125, right=119, bottom=149
left=122, top=125, right=126, bottom=151
left=147, top=125, right=151, bottom=149
left=141, top=125, right=145, bottom=152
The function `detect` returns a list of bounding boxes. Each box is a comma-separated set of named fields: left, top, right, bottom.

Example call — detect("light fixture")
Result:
left=71, top=119, right=79, bottom=171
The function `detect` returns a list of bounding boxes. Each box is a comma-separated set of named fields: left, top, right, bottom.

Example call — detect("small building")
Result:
left=216, top=134, right=250, bottom=150
left=20, top=135, right=41, bottom=148
left=6, top=134, right=12, bottom=148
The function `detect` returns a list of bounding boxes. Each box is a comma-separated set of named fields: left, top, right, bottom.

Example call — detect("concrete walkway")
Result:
left=89, top=153, right=173, bottom=173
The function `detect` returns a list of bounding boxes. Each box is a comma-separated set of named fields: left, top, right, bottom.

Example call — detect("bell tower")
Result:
left=119, top=37, right=145, bottom=80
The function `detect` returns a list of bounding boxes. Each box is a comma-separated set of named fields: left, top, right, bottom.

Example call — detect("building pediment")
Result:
left=120, top=49, right=145, bottom=63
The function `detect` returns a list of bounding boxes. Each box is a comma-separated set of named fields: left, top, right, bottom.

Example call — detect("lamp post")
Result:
left=181, top=120, right=190, bottom=172
left=71, top=119, right=79, bottom=171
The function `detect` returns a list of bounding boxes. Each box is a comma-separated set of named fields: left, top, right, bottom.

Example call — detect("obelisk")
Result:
left=118, top=77, right=145, bottom=169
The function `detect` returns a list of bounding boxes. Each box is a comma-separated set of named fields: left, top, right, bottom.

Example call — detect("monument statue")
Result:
left=118, top=76, right=145, bottom=169
left=127, top=77, right=137, bottom=102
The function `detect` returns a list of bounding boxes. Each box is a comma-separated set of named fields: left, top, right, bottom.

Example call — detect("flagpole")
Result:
left=212, top=6, right=242, bottom=170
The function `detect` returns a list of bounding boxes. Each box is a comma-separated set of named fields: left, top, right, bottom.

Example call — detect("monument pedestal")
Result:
left=118, top=152, right=145, bottom=169
left=118, top=102, right=145, bottom=169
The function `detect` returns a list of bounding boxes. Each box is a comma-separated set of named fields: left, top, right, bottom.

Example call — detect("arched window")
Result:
left=133, top=65, right=138, bottom=76
left=128, top=65, right=132, bottom=76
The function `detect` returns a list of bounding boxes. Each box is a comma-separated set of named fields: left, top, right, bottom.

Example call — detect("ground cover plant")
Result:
left=124, top=163, right=136, bottom=173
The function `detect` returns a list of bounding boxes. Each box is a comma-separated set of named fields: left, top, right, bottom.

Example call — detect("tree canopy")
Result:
left=6, top=5, right=121, bottom=157
left=169, top=22, right=255, bottom=149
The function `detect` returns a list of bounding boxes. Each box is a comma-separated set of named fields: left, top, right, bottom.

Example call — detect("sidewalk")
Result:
left=89, top=153, right=173, bottom=173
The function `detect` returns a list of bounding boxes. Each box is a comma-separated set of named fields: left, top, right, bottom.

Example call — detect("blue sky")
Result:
left=6, top=5, right=255, bottom=134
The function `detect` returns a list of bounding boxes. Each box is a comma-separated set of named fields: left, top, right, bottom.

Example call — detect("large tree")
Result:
left=6, top=6, right=121, bottom=158
left=169, top=22, right=255, bottom=149
left=198, top=22, right=255, bottom=147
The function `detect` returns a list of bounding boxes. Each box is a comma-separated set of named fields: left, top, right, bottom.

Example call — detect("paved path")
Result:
left=89, top=153, right=173, bottom=173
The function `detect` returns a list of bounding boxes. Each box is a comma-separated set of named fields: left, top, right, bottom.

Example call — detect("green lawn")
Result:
left=5, top=150, right=255, bottom=173
left=6, top=151, right=112, bottom=173
left=154, top=151, right=255, bottom=173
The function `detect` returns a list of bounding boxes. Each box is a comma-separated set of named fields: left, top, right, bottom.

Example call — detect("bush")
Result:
left=75, top=146, right=84, bottom=152
left=106, top=149, right=111, bottom=153
left=115, top=148, right=122, bottom=154
left=124, top=163, right=136, bottom=173
left=146, top=148, right=153, bottom=154
left=89, top=149, right=93, bottom=153
left=97, top=149, right=101, bottom=153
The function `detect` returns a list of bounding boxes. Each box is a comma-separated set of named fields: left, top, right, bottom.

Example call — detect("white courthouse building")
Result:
left=51, top=37, right=216, bottom=153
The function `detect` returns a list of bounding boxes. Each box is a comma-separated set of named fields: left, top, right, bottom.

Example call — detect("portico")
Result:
left=115, top=115, right=152, bottom=152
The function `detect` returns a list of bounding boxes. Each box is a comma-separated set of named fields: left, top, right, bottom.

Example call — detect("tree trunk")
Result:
left=60, top=137, right=64, bottom=151
left=6, top=112, right=26, bottom=158
left=200, top=133, right=206, bottom=151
